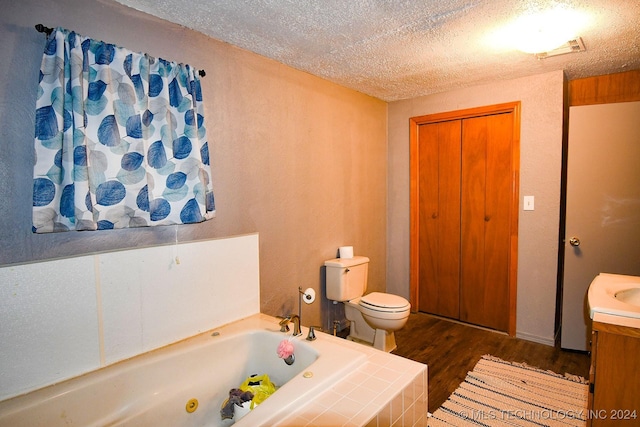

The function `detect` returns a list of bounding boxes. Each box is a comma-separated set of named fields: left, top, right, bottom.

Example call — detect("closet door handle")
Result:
left=569, top=237, right=580, bottom=247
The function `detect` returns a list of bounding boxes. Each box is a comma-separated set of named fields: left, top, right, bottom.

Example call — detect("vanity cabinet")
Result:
left=588, top=319, right=640, bottom=426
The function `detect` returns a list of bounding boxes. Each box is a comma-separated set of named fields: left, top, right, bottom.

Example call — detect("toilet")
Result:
left=324, top=256, right=410, bottom=352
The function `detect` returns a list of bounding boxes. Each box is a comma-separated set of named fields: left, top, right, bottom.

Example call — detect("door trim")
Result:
left=409, top=102, right=521, bottom=336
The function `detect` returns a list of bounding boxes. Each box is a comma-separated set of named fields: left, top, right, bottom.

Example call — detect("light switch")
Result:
left=524, top=196, right=534, bottom=211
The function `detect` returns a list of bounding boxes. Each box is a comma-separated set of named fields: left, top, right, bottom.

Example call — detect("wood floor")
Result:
left=392, top=312, right=590, bottom=413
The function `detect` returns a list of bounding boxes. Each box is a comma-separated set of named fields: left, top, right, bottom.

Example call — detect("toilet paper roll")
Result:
left=339, top=246, right=354, bottom=259
left=302, top=288, right=316, bottom=304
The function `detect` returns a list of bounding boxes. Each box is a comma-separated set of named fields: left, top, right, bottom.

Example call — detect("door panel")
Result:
left=483, top=113, right=512, bottom=331
left=460, top=113, right=513, bottom=331
left=561, top=101, right=640, bottom=350
left=460, top=116, right=487, bottom=322
left=418, top=120, right=461, bottom=318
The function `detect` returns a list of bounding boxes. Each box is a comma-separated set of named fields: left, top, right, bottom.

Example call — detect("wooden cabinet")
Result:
left=588, top=320, right=640, bottom=426
left=410, top=103, right=520, bottom=334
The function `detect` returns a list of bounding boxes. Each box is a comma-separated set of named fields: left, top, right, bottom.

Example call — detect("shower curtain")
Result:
left=33, top=28, right=215, bottom=232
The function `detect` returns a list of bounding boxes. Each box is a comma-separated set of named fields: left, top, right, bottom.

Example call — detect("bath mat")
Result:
left=428, top=355, right=589, bottom=427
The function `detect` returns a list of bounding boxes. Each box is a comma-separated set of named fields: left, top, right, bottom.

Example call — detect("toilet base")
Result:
left=344, top=300, right=398, bottom=352
left=373, top=328, right=397, bottom=352
left=347, top=327, right=397, bottom=352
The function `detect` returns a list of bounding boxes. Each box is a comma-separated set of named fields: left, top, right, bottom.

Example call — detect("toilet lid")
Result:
left=360, top=292, right=410, bottom=310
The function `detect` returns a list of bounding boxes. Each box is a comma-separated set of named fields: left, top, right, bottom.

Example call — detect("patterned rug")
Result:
left=428, top=355, right=589, bottom=427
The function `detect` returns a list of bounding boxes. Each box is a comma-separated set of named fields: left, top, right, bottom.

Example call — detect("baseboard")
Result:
left=416, top=312, right=556, bottom=346
left=516, top=331, right=555, bottom=346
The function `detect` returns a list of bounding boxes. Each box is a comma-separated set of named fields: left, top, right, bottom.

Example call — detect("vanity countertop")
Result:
left=588, top=273, right=640, bottom=327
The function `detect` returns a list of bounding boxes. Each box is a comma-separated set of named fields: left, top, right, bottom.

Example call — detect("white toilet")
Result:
left=324, top=256, right=411, bottom=352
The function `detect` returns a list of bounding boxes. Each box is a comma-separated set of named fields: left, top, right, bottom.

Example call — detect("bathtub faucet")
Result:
left=279, top=315, right=302, bottom=336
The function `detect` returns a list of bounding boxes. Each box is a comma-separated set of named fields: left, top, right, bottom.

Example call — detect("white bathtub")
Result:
left=0, top=314, right=367, bottom=427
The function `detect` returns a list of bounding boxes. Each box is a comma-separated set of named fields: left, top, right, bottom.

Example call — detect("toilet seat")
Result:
left=359, top=292, right=410, bottom=312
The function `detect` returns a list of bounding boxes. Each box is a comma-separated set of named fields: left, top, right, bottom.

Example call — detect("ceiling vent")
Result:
left=535, top=37, right=586, bottom=59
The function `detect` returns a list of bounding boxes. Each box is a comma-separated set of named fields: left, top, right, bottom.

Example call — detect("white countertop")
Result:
left=588, top=273, right=640, bottom=327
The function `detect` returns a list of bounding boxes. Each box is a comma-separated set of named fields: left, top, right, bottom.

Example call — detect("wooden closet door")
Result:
left=410, top=102, right=519, bottom=335
left=418, top=120, right=461, bottom=318
left=460, top=113, right=513, bottom=331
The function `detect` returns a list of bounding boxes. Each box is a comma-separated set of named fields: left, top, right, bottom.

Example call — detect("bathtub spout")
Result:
left=290, top=315, right=302, bottom=336
left=278, top=317, right=290, bottom=333
left=280, top=315, right=302, bottom=336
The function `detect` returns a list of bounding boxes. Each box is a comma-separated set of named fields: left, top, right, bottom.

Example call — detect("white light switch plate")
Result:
left=524, top=196, right=534, bottom=211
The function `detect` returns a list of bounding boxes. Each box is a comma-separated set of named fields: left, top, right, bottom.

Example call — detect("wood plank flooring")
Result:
left=392, top=313, right=590, bottom=413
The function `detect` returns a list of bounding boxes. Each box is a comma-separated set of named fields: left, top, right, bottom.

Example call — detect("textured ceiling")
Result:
left=114, top=0, right=640, bottom=101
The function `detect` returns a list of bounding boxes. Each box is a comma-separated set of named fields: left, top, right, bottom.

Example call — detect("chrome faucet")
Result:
left=279, top=315, right=302, bottom=336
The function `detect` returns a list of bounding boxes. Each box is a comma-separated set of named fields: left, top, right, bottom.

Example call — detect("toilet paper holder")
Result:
left=296, top=287, right=316, bottom=331
left=299, top=287, right=316, bottom=303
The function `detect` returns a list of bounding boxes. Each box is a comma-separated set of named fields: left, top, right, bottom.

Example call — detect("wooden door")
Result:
left=460, top=113, right=513, bottom=331
left=410, top=103, right=520, bottom=335
left=418, top=120, right=461, bottom=318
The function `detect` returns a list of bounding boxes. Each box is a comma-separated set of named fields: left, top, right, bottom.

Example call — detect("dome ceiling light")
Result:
left=489, top=5, right=591, bottom=58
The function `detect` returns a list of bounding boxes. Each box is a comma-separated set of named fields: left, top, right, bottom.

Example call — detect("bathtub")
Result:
left=0, top=314, right=368, bottom=427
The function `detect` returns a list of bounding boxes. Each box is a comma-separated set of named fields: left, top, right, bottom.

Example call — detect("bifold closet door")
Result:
left=418, top=120, right=461, bottom=319
left=459, top=113, right=513, bottom=332
left=411, top=102, right=519, bottom=335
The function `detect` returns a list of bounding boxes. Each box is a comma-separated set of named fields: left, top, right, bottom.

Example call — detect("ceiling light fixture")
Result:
left=486, top=6, right=590, bottom=56
left=512, top=7, right=578, bottom=53
left=534, top=37, right=586, bottom=59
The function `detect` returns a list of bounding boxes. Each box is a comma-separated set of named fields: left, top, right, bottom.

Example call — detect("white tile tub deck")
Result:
left=271, top=340, right=428, bottom=427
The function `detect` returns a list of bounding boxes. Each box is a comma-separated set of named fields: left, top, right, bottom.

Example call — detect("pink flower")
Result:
left=277, top=339, right=294, bottom=359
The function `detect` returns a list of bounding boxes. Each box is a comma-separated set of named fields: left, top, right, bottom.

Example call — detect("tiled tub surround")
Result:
left=0, top=314, right=427, bottom=427
left=0, top=234, right=261, bottom=401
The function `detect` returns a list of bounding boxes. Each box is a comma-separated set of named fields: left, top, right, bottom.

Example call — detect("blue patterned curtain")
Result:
left=33, top=28, right=215, bottom=233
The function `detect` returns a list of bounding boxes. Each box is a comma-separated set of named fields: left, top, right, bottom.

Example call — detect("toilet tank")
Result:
left=324, top=256, right=369, bottom=301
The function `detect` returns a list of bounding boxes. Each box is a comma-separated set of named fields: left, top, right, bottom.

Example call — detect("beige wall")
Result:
left=387, top=71, right=565, bottom=344
left=0, top=0, right=387, bottom=329
left=2, top=0, right=566, bottom=343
